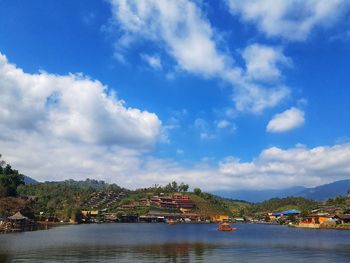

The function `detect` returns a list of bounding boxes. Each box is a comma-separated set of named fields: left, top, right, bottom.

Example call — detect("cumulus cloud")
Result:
left=5, top=137, right=350, bottom=191
left=0, top=62, right=348, bottom=192
left=226, top=0, right=350, bottom=41
left=267, top=107, right=305, bottom=133
left=242, top=44, right=292, bottom=81
left=232, top=83, right=290, bottom=114
left=0, top=52, right=161, bottom=148
left=217, top=143, right=350, bottom=190
left=108, top=0, right=291, bottom=113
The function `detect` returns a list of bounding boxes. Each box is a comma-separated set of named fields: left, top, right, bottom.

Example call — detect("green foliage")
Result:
left=0, top=155, right=25, bottom=197
left=71, top=207, right=83, bottom=223
left=287, top=214, right=296, bottom=222
left=189, top=192, right=232, bottom=217
left=135, top=181, right=189, bottom=194
left=17, top=179, right=125, bottom=220
left=251, top=197, right=318, bottom=213
left=300, top=209, right=311, bottom=218
left=326, top=195, right=348, bottom=206
left=194, top=188, right=202, bottom=196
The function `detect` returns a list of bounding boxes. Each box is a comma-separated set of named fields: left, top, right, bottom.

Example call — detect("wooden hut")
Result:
left=7, top=210, right=36, bottom=232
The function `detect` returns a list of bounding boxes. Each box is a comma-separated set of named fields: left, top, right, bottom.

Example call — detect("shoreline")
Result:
left=290, top=223, right=350, bottom=230
left=2, top=220, right=350, bottom=235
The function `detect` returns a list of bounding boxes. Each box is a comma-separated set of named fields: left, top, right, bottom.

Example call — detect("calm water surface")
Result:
left=0, top=223, right=350, bottom=262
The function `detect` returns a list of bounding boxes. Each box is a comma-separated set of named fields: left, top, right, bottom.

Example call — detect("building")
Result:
left=334, top=214, right=350, bottom=224
left=150, top=196, right=161, bottom=206
left=81, top=210, right=99, bottom=223
left=146, top=211, right=200, bottom=222
left=159, top=196, right=178, bottom=210
left=151, top=194, right=195, bottom=211
left=171, top=194, right=195, bottom=209
left=6, top=209, right=36, bottom=231
left=298, top=213, right=334, bottom=228
left=272, top=209, right=301, bottom=218
left=210, top=215, right=230, bottom=222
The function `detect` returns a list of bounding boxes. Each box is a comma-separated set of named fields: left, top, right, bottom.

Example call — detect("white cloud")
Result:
left=108, top=0, right=291, bottom=113
left=242, top=44, right=292, bottom=81
left=140, top=53, right=162, bottom=70
left=226, top=0, right=350, bottom=41
left=1, top=43, right=349, bottom=191
left=217, top=120, right=230, bottom=129
left=217, top=143, right=350, bottom=190
left=232, top=83, right=290, bottom=114
left=267, top=107, right=305, bottom=133
left=6, top=141, right=350, bottom=191
left=0, top=52, right=161, bottom=148
left=110, top=0, right=227, bottom=76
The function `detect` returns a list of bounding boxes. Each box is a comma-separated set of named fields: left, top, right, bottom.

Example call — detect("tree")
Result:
left=164, top=183, right=173, bottom=192
left=194, top=188, right=202, bottom=196
left=71, top=207, right=83, bottom=223
left=0, top=173, right=25, bottom=197
left=0, top=154, right=6, bottom=170
left=171, top=181, right=178, bottom=192
left=300, top=209, right=310, bottom=219
left=179, top=183, right=189, bottom=192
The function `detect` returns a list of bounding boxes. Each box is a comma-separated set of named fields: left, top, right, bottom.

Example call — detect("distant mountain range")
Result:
left=23, top=176, right=38, bottom=184
left=213, top=186, right=306, bottom=203
left=295, top=179, right=350, bottom=201
left=214, top=179, right=350, bottom=203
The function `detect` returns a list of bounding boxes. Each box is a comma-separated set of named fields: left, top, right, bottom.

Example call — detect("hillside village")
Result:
left=1, top=157, right=350, bottom=232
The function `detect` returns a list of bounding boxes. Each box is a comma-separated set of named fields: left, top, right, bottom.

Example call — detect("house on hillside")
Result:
left=150, top=194, right=195, bottom=211
left=273, top=209, right=301, bottom=217
left=334, top=214, right=350, bottom=224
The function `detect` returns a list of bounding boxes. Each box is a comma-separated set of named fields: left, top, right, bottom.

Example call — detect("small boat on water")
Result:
left=167, top=219, right=176, bottom=225
left=218, top=222, right=236, bottom=231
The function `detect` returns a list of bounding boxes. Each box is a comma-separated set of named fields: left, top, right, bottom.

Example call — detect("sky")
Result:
left=0, top=0, right=350, bottom=191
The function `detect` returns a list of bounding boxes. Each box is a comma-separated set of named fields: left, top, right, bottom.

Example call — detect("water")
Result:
left=0, top=223, right=350, bottom=262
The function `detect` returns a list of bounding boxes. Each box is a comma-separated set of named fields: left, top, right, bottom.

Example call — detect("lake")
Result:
left=0, top=223, right=350, bottom=262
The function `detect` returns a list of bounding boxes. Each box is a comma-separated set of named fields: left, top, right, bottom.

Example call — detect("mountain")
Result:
left=213, top=186, right=306, bottom=203
left=294, top=179, right=350, bottom=201
left=23, top=176, right=38, bottom=184
left=214, top=179, right=350, bottom=202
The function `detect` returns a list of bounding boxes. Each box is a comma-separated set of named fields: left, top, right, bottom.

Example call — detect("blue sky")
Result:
left=0, top=0, right=350, bottom=191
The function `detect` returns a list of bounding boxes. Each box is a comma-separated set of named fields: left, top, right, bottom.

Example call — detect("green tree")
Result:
left=0, top=173, right=25, bottom=197
left=71, top=207, right=83, bottom=223
left=179, top=183, right=189, bottom=192
left=171, top=181, right=178, bottom=192
left=194, top=188, right=202, bottom=196
left=0, top=155, right=24, bottom=197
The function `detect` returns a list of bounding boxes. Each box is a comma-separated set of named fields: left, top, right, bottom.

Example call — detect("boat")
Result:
left=218, top=222, right=236, bottom=231
left=167, top=219, right=176, bottom=225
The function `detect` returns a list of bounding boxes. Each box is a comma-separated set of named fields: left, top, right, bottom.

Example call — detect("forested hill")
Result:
left=43, top=179, right=124, bottom=190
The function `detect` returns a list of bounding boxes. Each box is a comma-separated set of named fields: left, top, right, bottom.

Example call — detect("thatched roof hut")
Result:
left=8, top=212, right=29, bottom=221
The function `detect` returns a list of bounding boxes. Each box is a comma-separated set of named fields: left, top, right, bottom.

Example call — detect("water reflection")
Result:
left=8, top=243, right=216, bottom=263
left=1, top=223, right=350, bottom=262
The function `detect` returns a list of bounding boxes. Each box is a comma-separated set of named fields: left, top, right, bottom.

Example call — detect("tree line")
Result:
left=0, top=154, right=25, bottom=197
